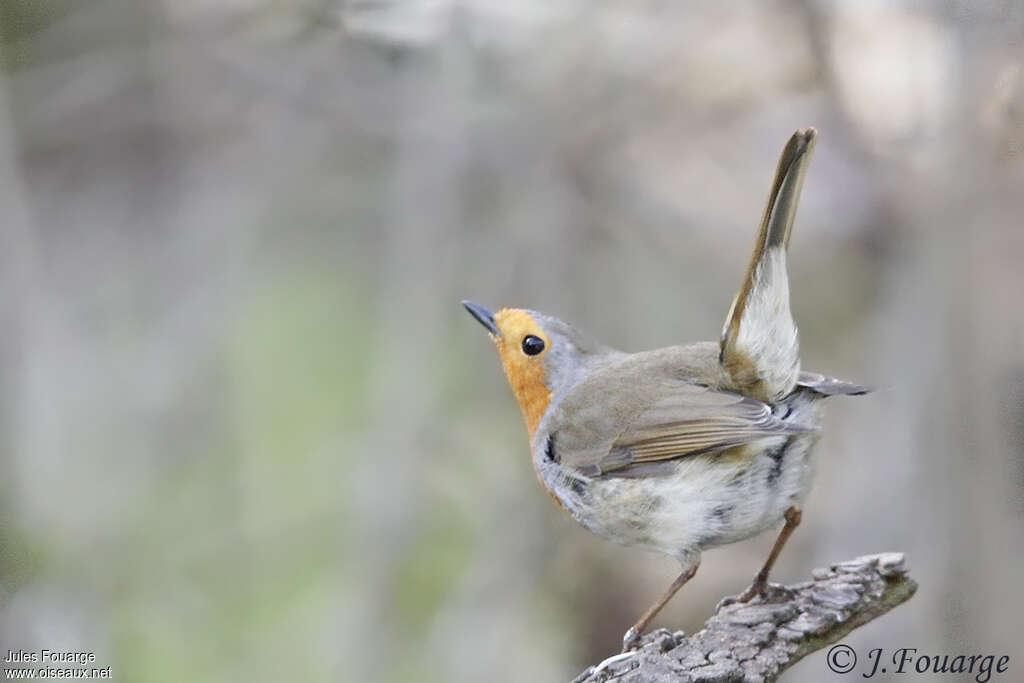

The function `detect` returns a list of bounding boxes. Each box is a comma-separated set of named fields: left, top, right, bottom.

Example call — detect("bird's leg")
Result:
left=621, top=555, right=700, bottom=652
left=723, top=506, right=802, bottom=608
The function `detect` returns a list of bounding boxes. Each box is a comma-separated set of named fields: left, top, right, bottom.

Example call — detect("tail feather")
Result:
left=720, top=129, right=817, bottom=403
left=797, top=371, right=871, bottom=396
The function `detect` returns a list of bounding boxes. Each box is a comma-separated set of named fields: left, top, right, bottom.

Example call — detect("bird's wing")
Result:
left=553, top=374, right=811, bottom=478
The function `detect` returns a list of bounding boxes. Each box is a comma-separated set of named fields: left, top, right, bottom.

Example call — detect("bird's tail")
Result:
left=720, top=128, right=817, bottom=403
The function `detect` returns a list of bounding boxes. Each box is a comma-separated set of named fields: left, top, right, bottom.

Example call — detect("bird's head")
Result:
left=462, top=301, right=610, bottom=439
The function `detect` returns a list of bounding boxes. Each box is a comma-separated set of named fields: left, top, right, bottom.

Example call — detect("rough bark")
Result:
left=573, top=553, right=917, bottom=683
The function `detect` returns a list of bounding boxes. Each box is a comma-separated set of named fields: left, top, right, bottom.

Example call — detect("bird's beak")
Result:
left=462, top=300, right=501, bottom=337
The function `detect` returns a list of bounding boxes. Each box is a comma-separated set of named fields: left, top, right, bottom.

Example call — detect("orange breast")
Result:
left=491, top=309, right=564, bottom=508
left=492, top=309, right=554, bottom=442
left=502, top=360, right=552, bottom=440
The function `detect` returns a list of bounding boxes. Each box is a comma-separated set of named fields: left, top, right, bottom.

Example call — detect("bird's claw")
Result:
left=591, top=651, right=636, bottom=676
left=758, top=581, right=794, bottom=602
left=576, top=629, right=642, bottom=680
left=716, top=581, right=792, bottom=612
left=621, top=627, right=642, bottom=652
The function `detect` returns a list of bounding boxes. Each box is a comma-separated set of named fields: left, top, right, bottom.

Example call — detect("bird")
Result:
left=462, top=128, right=867, bottom=653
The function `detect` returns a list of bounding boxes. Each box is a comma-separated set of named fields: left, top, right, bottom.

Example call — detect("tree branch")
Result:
left=574, top=553, right=917, bottom=683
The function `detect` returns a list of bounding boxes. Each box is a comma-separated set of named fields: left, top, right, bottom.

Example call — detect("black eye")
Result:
left=521, top=335, right=545, bottom=355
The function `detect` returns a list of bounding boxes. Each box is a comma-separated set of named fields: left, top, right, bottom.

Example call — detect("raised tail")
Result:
left=720, top=128, right=817, bottom=403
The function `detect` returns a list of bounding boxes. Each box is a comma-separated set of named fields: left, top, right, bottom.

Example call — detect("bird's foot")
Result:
left=621, top=627, right=642, bottom=653
left=573, top=627, right=649, bottom=680
left=716, top=580, right=792, bottom=612
left=588, top=651, right=636, bottom=678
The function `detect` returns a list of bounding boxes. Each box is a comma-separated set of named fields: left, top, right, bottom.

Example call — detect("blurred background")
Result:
left=1, top=1, right=1022, bottom=681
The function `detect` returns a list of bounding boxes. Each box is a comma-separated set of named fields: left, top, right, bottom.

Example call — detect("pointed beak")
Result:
left=462, top=300, right=501, bottom=337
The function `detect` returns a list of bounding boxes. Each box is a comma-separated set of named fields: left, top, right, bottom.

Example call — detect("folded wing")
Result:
left=554, top=377, right=812, bottom=478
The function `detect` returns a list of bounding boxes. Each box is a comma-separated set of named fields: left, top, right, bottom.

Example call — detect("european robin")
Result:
left=463, top=129, right=867, bottom=652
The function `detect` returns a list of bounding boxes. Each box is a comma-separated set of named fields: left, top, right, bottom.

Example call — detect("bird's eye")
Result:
left=521, top=335, right=545, bottom=356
